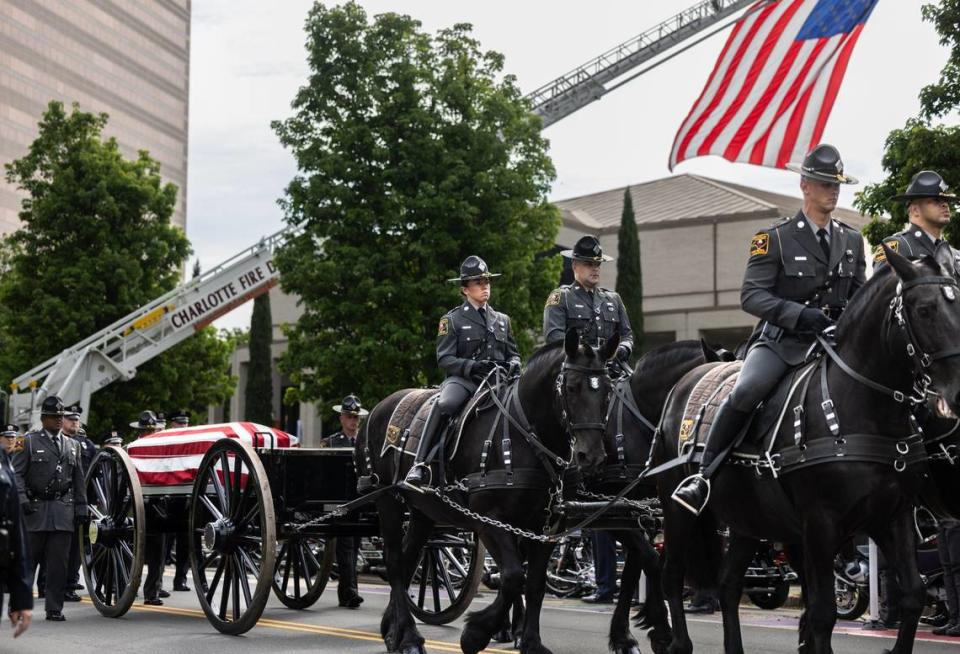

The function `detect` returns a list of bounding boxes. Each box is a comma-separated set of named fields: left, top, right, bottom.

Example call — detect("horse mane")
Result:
left=835, top=266, right=897, bottom=338
left=633, top=340, right=703, bottom=378
left=524, top=340, right=568, bottom=379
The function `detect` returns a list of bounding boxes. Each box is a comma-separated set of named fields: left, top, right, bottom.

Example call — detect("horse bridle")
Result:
left=892, top=275, right=960, bottom=372
left=556, top=361, right=611, bottom=437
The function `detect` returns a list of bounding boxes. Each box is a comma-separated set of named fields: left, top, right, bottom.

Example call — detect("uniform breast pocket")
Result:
left=31, top=452, right=51, bottom=466
left=458, top=333, right=480, bottom=357
left=781, top=259, right=817, bottom=296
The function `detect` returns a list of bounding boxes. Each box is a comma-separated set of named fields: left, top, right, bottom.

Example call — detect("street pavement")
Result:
left=4, top=573, right=959, bottom=653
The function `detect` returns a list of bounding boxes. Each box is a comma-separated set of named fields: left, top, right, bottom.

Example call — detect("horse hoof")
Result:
left=400, top=644, right=426, bottom=654
left=514, top=636, right=523, bottom=649
left=491, top=629, right=512, bottom=644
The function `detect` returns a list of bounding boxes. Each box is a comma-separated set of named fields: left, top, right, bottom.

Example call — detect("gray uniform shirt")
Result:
left=13, top=429, right=87, bottom=532
left=436, top=301, right=521, bottom=391
left=872, top=223, right=960, bottom=276
left=542, top=283, right=634, bottom=354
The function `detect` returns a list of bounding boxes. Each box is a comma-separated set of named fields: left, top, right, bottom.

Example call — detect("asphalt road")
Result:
left=4, top=573, right=959, bottom=653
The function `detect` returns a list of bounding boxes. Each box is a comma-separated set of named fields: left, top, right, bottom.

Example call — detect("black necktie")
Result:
left=478, top=307, right=487, bottom=323
left=817, top=228, right=830, bottom=262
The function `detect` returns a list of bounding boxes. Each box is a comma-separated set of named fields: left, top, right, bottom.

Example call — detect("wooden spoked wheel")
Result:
left=272, top=536, right=335, bottom=609
left=406, top=528, right=485, bottom=625
left=82, top=446, right=145, bottom=618
left=189, top=438, right=276, bottom=634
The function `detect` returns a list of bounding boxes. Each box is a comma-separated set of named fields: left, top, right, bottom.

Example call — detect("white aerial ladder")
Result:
left=8, top=0, right=761, bottom=427
left=8, top=226, right=297, bottom=427
left=526, top=0, right=759, bottom=127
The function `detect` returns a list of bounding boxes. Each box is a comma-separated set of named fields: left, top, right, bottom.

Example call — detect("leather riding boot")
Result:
left=403, top=410, right=446, bottom=490
left=671, top=400, right=752, bottom=516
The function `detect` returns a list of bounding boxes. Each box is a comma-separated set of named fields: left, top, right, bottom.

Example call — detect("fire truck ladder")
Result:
left=8, top=225, right=297, bottom=427
left=525, top=0, right=760, bottom=128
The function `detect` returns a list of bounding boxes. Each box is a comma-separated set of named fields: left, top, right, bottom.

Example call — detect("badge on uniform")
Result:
left=750, top=233, right=769, bottom=257
left=546, top=289, right=561, bottom=307
left=438, top=317, right=450, bottom=336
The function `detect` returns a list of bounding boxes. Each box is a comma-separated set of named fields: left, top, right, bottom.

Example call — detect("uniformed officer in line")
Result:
left=130, top=410, right=170, bottom=604
left=61, top=406, right=96, bottom=602
left=672, top=143, right=867, bottom=516
left=404, top=256, right=521, bottom=489
left=102, top=430, right=123, bottom=447
left=542, top=235, right=632, bottom=604
left=12, top=395, right=87, bottom=622
left=543, top=235, right=634, bottom=370
left=322, top=395, right=368, bottom=608
left=165, top=409, right=191, bottom=592
left=873, top=170, right=960, bottom=275
left=0, top=427, right=32, bottom=638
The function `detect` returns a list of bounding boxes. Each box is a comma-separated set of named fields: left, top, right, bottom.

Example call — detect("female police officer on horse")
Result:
left=404, top=255, right=521, bottom=489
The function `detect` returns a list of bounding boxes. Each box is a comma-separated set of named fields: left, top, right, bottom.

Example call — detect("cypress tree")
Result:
left=616, top=187, right=644, bottom=354
left=244, top=292, right=274, bottom=425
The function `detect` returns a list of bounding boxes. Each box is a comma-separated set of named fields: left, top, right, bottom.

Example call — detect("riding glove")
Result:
left=797, top=307, right=833, bottom=333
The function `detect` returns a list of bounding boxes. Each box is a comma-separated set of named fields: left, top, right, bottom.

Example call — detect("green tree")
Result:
left=0, top=101, right=235, bottom=438
left=272, top=3, right=559, bottom=406
left=616, top=187, right=643, bottom=355
left=856, top=1, right=960, bottom=248
left=244, top=292, right=274, bottom=425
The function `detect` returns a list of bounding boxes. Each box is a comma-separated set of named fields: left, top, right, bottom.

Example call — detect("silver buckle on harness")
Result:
left=764, top=452, right=780, bottom=479
left=893, top=390, right=905, bottom=403
left=896, top=441, right=910, bottom=455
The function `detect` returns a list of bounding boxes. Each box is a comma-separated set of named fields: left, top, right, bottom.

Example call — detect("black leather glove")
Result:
left=470, top=360, right=496, bottom=382
left=797, top=307, right=833, bottom=333
left=616, top=345, right=630, bottom=362
left=507, top=360, right=521, bottom=377
left=21, top=502, right=35, bottom=516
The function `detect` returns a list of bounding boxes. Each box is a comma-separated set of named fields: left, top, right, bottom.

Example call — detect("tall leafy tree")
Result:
left=856, top=1, right=960, bottom=248
left=244, top=292, right=274, bottom=425
left=0, top=101, right=235, bottom=439
left=273, top=3, right=559, bottom=405
left=616, top=187, right=644, bottom=354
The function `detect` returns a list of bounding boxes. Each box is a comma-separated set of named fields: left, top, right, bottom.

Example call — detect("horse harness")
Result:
left=601, top=376, right=657, bottom=484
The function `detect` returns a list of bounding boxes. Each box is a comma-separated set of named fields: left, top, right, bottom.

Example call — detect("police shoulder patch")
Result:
left=545, top=289, right=562, bottom=307
left=872, top=243, right=886, bottom=263
left=750, top=232, right=769, bottom=257
left=438, top=317, right=450, bottom=336
left=887, top=238, right=899, bottom=252
left=12, top=435, right=24, bottom=453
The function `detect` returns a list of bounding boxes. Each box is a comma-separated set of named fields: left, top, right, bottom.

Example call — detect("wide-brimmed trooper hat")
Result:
left=130, top=410, right=162, bottom=430
left=891, top=170, right=958, bottom=203
left=447, top=255, right=501, bottom=283
left=333, top=394, right=369, bottom=417
left=40, top=395, right=64, bottom=417
left=786, top=143, right=858, bottom=185
left=561, top=235, right=613, bottom=263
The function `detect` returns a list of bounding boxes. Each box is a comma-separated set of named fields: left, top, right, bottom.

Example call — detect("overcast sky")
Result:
left=187, top=0, right=950, bottom=329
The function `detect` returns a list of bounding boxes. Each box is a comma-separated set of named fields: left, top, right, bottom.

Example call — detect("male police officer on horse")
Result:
left=543, top=235, right=633, bottom=369
left=12, top=395, right=87, bottom=621
left=542, top=235, right=632, bottom=604
left=404, top=256, right=521, bottom=489
left=873, top=170, right=960, bottom=276
left=672, top=143, right=867, bottom=516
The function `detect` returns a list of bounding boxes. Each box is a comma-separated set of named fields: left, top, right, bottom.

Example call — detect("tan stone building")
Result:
left=554, top=174, right=870, bottom=352
left=0, top=0, right=191, bottom=233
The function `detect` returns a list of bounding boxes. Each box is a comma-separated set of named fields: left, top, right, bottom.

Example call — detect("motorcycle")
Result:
left=744, top=541, right=797, bottom=610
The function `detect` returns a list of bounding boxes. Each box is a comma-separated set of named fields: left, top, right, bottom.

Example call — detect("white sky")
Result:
left=186, top=0, right=949, bottom=329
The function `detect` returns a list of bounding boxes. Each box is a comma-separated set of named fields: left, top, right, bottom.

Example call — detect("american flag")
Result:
left=127, top=422, right=298, bottom=487
left=669, top=0, right=878, bottom=171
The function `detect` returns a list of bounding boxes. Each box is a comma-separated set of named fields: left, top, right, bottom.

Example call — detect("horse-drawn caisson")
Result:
left=79, top=421, right=486, bottom=634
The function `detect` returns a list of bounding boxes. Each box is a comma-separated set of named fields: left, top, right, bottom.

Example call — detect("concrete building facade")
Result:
left=0, top=0, right=191, bottom=233
left=555, top=174, right=870, bottom=352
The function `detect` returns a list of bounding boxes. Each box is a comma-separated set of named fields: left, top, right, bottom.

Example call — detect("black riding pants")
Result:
left=726, top=345, right=792, bottom=412
left=436, top=381, right=471, bottom=419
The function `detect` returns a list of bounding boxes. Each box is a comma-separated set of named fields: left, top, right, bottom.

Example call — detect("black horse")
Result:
left=655, top=247, right=960, bottom=654
left=580, top=340, right=732, bottom=654
left=363, top=329, right=618, bottom=654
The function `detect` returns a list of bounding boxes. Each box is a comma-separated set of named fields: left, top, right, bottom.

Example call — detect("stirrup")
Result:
left=670, top=473, right=711, bottom=516
left=401, top=463, right=432, bottom=493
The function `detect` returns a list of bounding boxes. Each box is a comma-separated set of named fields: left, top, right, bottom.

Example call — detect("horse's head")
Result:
left=885, top=244, right=960, bottom=417
left=559, top=328, right=618, bottom=476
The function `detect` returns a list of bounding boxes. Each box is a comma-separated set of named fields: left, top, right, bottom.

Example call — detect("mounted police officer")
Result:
left=542, top=235, right=632, bottom=604
left=12, top=395, right=87, bottom=622
left=323, top=395, right=368, bottom=608
left=873, top=170, right=960, bottom=276
left=543, top=235, right=633, bottom=371
left=404, top=256, right=521, bottom=489
left=672, top=143, right=867, bottom=516
left=62, top=405, right=95, bottom=602
left=0, top=426, right=32, bottom=638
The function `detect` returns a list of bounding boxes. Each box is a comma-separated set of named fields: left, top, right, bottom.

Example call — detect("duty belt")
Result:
left=26, top=487, right=70, bottom=501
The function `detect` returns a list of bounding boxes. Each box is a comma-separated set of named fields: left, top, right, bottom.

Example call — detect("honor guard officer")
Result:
left=168, top=410, right=190, bottom=428
left=130, top=411, right=170, bottom=604
left=873, top=170, right=960, bottom=275
left=0, top=426, right=32, bottom=638
left=165, top=410, right=191, bottom=592
left=542, top=235, right=632, bottom=604
left=62, top=406, right=95, bottom=601
left=543, top=235, right=634, bottom=371
left=404, top=256, right=521, bottom=489
left=12, top=395, right=87, bottom=622
left=322, top=395, right=368, bottom=608
left=672, top=143, right=867, bottom=516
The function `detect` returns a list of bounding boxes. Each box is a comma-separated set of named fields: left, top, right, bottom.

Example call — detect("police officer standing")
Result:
left=130, top=410, right=169, bottom=604
left=62, top=405, right=95, bottom=602
left=404, top=256, right=521, bottom=489
left=323, top=395, right=368, bottom=608
left=873, top=170, right=960, bottom=275
left=0, top=428, right=32, bottom=638
left=672, top=144, right=866, bottom=515
left=542, top=235, right=633, bottom=604
left=166, top=410, right=192, bottom=592
left=12, top=395, right=87, bottom=621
